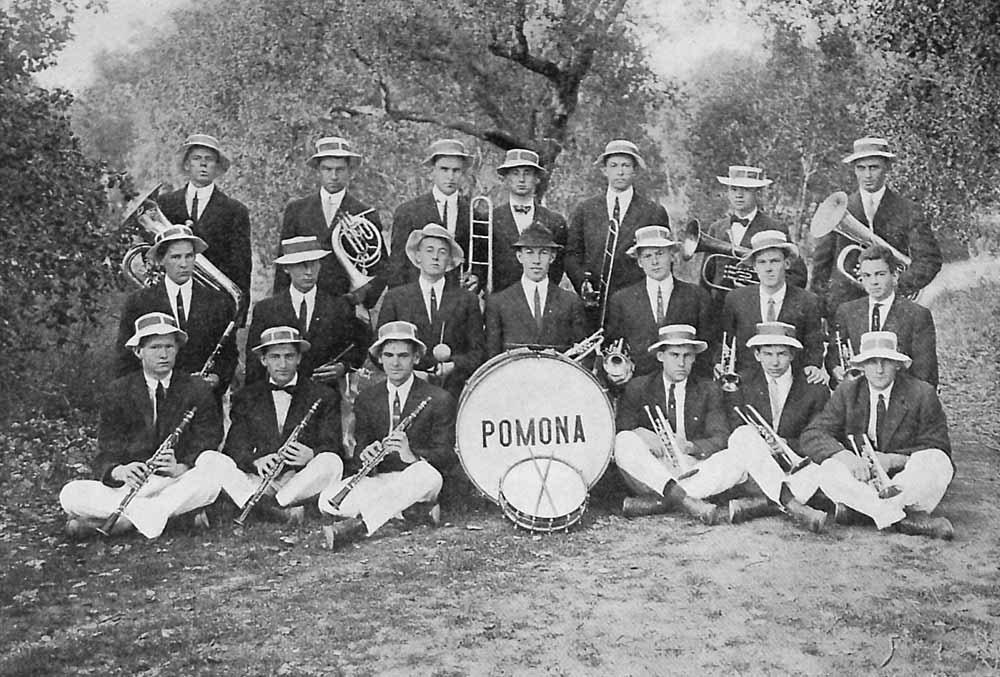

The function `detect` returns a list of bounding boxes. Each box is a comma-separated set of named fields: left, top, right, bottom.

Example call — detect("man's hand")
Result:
left=359, top=441, right=383, bottom=466
left=877, top=451, right=908, bottom=473
left=713, top=362, right=725, bottom=380
left=253, top=453, right=282, bottom=478
left=195, top=372, right=220, bottom=388
left=150, top=448, right=187, bottom=478
left=313, top=362, right=347, bottom=383
left=803, top=365, right=828, bottom=385
left=461, top=272, right=480, bottom=294
left=383, top=431, right=417, bottom=464
left=834, top=449, right=870, bottom=482
left=435, top=361, right=456, bottom=380
left=280, top=440, right=315, bottom=467
left=832, top=365, right=846, bottom=381
left=111, top=461, right=148, bottom=489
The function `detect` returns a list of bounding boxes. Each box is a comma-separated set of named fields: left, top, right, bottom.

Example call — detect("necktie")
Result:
left=766, top=297, right=777, bottom=322
left=875, top=393, right=887, bottom=449
left=391, top=391, right=402, bottom=432
left=190, top=192, right=199, bottom=224
left=175, top=290, right=187, bottom=331
left=864, top=193, right=875, bottom=224
left=327, top=197, right=337, bottom=227
left=871, top=303, right=882, bottom=331
left=731, top=215, right=750, bottom=227
left=429, top=287, right=438, bottom=326
left=268, top=383, right=297, bottom=395
left=612, top=196, right=621, bottom=222
left=154, top=381, right=166, bottom=436
left=512, top=204, right=531, bottom=214
left=667, top=383, right=677, bottom=433
left=533, top=286, right=543, bottom=331
left=298, top=298, right=309, bottom=333
left=441, top=200, right=449, bottom=230
left=655, top=286, right=664, bottom=324
left=768, top=378, right=782, bottom=428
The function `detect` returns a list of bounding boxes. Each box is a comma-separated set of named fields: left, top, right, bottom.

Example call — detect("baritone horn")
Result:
left=330, top=207, right=384, bottom=292
left=681, top=219, right=757, bottom=292
left=810, top=191, right=911, bottom=289
left=465, top=195, right=494, bottom=294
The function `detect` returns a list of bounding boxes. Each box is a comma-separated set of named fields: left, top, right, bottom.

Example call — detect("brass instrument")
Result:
left=733, top=405, right=811, bottom=474
left=810, top=191, right=912, bottom=289
left=234, top=398, right=324, bottom=526
left=325, top=396, right=432, bottom=510
left=98, top=407, right=198, bottom=536
left=717, top=332, right=740, bottom=392
left=681, top=219, right=757, bottom=292
left=465, top=195, right=494, bottom=294
left=563, top=329, right=604, bottom=363
left=834, top=330, right=864, bottom=381
left=849, top=434, right=902, bottom=500
left=330, top=207, right=384, bottom=292
left=644, top=404, right=698, bottom=480
left=601, top=338, right=635, bottom=386
left=580, top=217, right=620, bottom=328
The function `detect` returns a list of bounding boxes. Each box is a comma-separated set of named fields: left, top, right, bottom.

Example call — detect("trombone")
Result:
left=580, top=217, right=620, bottom=328
left=717, top=332, right=740, bottom=392
left=464, top=195, right=494, bottom=295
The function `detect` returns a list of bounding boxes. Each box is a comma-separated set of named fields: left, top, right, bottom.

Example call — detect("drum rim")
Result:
left=497, top=456, right=588, bottom=532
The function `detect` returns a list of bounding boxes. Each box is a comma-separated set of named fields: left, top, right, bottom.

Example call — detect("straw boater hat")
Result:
left=125, top=312, right=188, bottom=349
left=497, top=148, right=545, bottom=174
left=273, top=236, right=331, bottom=266
left=842, top=137, right=897, bottom=164
left=626, top=225, right=677, bottom=258
left=593, top=139, right=647, bottom=170
left=746, top=321, right=802, bottom=350
left=404, top=224, right=465, bottom=271
left=148, top=224, right=208, bottom=260
left=849, top=331, right=912, bottom=369
left=739, top=229, right=799, bottom=265
left=308, top=136, right=362, bottom=168
left=369, top=320, right=427, bottom=361
left=422, top=139, right=473, bottom=166
left=716, top=165, right=773, bottom=188
left=179, top=133, right=230, bottom=173
left=647, top=324, right=708, bottom=354
left=252, top=325, right=311, bottom=354
left=512, top=224, right=562, bottom=249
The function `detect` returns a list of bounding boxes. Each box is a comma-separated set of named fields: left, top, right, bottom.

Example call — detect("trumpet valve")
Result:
left=721, top=373, right=741, bottom=392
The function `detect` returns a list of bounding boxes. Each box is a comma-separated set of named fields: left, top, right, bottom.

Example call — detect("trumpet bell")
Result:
left=680, top=218, right=701, bottom=260
left=721, top=373, right=741, bottom=392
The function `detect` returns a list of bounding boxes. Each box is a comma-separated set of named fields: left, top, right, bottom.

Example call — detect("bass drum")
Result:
left=456, top=349, right=615, bottom=505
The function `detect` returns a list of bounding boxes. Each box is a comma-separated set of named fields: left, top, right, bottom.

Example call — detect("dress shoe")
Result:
left=65, top=518, right=98, bottom=540
left=832, top=503, right=869, bottom=526
left=402, top=501, right=441, bottom=527
left=895, top=511, right=954, bottom=540
left=663, top=481, right=723, bottom=526
left=622, top=495, right=671, bottom=518
left=728, top=497, right=780, bottom=524
left=191, top=509, right=211, bottom=530
left=783, top=499, right=827, bottom=533
left=322, top=517, right=367, bottom=550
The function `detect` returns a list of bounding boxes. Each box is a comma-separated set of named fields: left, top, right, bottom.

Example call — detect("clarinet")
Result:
left=234, top=398, right=324, bottom=526
left=98, top=407, right=198, bottom=536
left=326, top=396, right=432, bottom=510
left=196, top=320, right=236, bottom=378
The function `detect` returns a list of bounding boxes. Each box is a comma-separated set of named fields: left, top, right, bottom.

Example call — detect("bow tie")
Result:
left=512, top=204, right=532, bottom=214
left=269, top=383, right=297, bottom=395
left=731, top=216, right=750, bottom=227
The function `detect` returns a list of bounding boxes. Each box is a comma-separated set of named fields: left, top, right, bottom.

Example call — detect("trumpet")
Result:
left=464, top=195, right=494, bottom=295
left=325, top=396, right=432, bottom=511
left=717, top=332, right=740, bottom=392
left=234, top=398, right=324, bottom=526
left=580, top=217, right=620, bottom=328
left=848, top=434, right=902, bottom=500
left=601, top=338, right=635, bottom=386
left=834, top=330, right=864, bottom=381
left=681, top=219, right=757, bottom=292
left=563, top=329, right=604, bottom=363
left=644, top=405, right=698, bottom=480
left=330, top=208, right=384, bottom=293
left=98, top=407, right=198, bottom=536
left=733, top=405, right=811, bottom=474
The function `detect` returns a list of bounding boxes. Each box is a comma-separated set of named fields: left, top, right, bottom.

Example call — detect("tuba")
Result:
left=681, top=219, right=757, bottom=292
left=810, top=191, right=912, bottom=289
left=330, top=207, right=384, bottom=292
left=464, top=195, right=494, bottom=294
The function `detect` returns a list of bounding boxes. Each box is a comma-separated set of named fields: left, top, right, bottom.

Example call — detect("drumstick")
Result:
left=527, top=446, right=559, bottom=515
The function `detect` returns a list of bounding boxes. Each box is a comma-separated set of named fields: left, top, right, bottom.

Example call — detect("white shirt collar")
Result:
left=868, top=379, right=894, bottom=401
left=144, top=371, right=172, bottom=392
left=387, top=374, right=416, bottom=405
left=320, top=186, right=346, bottom=203
left=509, top=195, right=534, bottom=207
left=289, top=285, right=316, bottom=308
left=662, top=376, right=687, bottom=392
left=164, top=277, right=193, bottom=316
left=418, top=275, right=446, bottom=295
left=645, top=275, right=674, bottom=296
left=269, top=374, right=299, bottom=390
left=768, top=368, right=794, bottom=389
left=431, top=185, right=459, bottom=204
left=733, top=207, right=758, bottom=223
left=760, top=282, right=787, bottom=303
left=869, top=291, right=895, bottom=317
left=606, top=186, right=634, bottom=218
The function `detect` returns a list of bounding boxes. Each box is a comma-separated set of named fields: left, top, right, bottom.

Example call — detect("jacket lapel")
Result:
left=847, top=191, right=868, bottom=227
left=436, top=284, right=460, bottom=340
left=880, top=378, right=910, bottom=449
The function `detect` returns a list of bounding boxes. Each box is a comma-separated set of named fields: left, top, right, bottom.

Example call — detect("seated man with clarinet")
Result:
left=319, top=321, right=456, bottom=550
left=198, top=326, right=345, bottom=525
left=60, top=313, right=223, bottom=539
left=801, top=331, right=954, bottom=539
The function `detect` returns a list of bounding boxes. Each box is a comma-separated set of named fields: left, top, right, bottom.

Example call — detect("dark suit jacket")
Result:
left=605, top=277, right=716, bottom=377
left=388, top=192, right=470, bottom=288
left=353, top=377, right=456, bottom=474
left=157, top=185, right=252, bottom=320
left=378, top=280, right=485, bottom=396
left=829, top=296, right=938, bottom=386
left=491, top=202, right=568, bottom=292
left=114, top=281, right=238, bottom=392
left=96, top=371, right=222, bottom=486
left=724, top=366, right=830, bottom=452
left=484, top=281, right=588, bottom=357
left=800, top=372, right=951, bottom=463
left=565, top=192, right=669, bottom=297
left=703, top=211, right=808, bottom=300
left=616, top=373, right=729, bottom=458
left=278, top=191, right=388, bottom=307
left=223, top=378, right=342, bottom=473
left=811, top=188, right=942, bottom=318
left=720, top=284, right=824, bottom=373
left=244, top=288, right=370, bottom=384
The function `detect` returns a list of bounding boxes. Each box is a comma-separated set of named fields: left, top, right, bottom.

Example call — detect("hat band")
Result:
left=755, top=331, right=796, bottom=341
left=261, top=329, right=302, bottom=343
left=753, top=237, right=789, bottom=249
left=156, top=226, right=195, bottom=243
left=509, top=150, right=539, bottom=162
left=656, top=331, right=698, bottom=343
left=281, top=240, right=325, bottom=256
left=860, top=337, right=899, bottom=353
left=730, top=168, right=763, bottom=180
left=136, top=314, right=178, bottom=332
left=317, top=141, right=350, bottom=153
left=853, top=142, right=891, bottom=155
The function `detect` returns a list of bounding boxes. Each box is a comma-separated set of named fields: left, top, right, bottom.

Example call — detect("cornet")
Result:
left=563, top=329, right=604, bottom=363
left=834, top=330, right=864, bottom=381
left=849, top=434, right=902, bottom=500
left=681, top=219, right=757, bottom=292
left=330, top=208, right=383, bottom=292
left=601, top=338, right=635, bottom=386
left=717, top=332, right=740, bottom=392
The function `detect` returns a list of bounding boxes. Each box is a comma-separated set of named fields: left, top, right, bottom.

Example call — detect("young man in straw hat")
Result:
left=811, top=136, right=941, bottom=318
left=720, top=229, right=825, bottom=384
left=246, top=236, right=368, bottom=385
left=319, top=321, right=456, bottom=550
left=379, top=224, right=485, bottom=398
left=605, top=225, right=715, bottom=380
left=61, top=312, right=223, bottom=539
left=565, top=139, right=670, bottom=320
left=198, top=326, right=344, bottom=524
left=490, top=148, right=568, bottom=293
left=114, top=224, right=237, bottom=400
left=156, top=133, right=252, bottom=319
left=389, top=138, right=473, bottom=288
left=278, top=136, right=388, bottom=308
left=802, top=331, right=954, bottom=539
left=484, top=224, right=587, bottom=357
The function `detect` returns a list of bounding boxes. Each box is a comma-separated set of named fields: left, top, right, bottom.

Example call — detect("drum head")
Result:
left=456, top=350, right=614, bottom=503
left=499, top=457, right=588, bottom=529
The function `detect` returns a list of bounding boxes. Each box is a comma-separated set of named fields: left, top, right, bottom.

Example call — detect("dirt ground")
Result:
left=2, top=273, right=999, bottom=676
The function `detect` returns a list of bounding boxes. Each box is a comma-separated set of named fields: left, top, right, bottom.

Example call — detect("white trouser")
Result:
left=196, top=450, right=343, bottom=508
left=816, top=448, right=954, bottom=530
left=726, top=426, right=823, bottom=505
left=614, top=429, right=748, bottom=500
left=59, top=452, right=222, bottom=539
left=317, top=460, right=443, bottom=535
